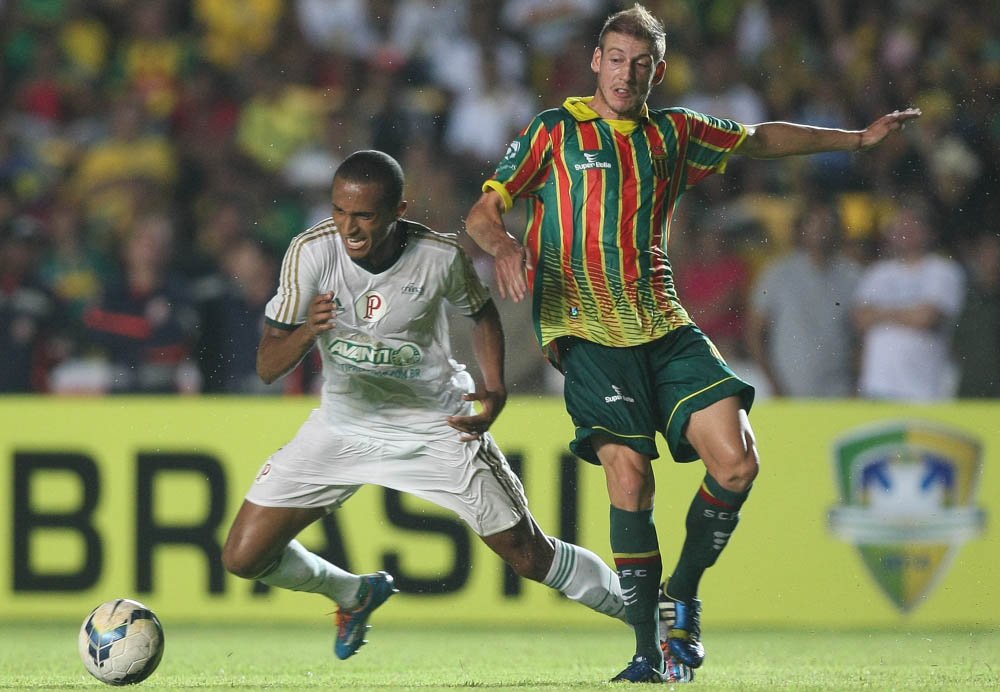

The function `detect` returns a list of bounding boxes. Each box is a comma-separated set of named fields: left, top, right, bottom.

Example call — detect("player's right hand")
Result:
left=305, top=292, right=337, bottom=337
left=446, top=387, right=507, bottom=441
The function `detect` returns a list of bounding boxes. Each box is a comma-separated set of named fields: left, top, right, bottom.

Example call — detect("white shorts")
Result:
left=244, top=410, right=528, bottom=536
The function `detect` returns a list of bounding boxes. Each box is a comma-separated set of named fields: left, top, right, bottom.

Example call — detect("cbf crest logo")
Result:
left=828, top=420, right=986, bottom=612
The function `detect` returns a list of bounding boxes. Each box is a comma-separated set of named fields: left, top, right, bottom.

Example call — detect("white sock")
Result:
left=542, top=538, right=627, bottom=622
left=258, top=540, right=362, bottom=606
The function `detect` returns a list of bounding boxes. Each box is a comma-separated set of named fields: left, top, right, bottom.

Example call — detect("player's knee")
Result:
left=508, top=550, right=549, bottom=582
left=492, top=533, right=551, bottom=582
left=711, top=446, right=759, bottom=493
left=222, top=543, right=270, bottom=581
left=604, top=464, right=655, bottom=510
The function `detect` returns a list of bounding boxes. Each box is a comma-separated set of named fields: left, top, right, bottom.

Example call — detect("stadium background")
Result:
left=1, top=0, right=997, bottom=634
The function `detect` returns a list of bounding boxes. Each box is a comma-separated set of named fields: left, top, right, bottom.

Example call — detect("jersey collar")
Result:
left=563, top=96, right=647, bottom=135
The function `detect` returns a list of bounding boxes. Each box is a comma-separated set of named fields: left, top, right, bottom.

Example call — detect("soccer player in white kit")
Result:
left=222, top=150, right=628, bottom=663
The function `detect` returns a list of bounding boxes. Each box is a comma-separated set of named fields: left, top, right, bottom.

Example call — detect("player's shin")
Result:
left=257, top=539, right=362, bottom=606
left=542, top=538, right=627, bottom=621
left=666, top=474, right=750, bottom=601
left=610, top=506, right=663, bottom=667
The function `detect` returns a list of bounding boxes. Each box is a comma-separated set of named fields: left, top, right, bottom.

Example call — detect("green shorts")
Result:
left=555, top=326, right=755, bottom=464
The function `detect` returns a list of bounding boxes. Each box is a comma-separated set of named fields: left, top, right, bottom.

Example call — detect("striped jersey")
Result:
left=265, top=218, right=491, bottom=436
left=484, top=96, right=746, bottom=353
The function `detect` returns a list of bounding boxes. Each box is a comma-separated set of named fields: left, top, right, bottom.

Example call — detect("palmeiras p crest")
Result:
left=827, top=420, right=986, bottom=612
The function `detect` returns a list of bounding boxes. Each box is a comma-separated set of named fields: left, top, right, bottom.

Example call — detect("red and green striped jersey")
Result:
left=484, top=96, right=746, bottom=354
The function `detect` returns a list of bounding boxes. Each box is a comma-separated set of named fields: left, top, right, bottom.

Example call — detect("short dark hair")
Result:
left=598, top=3, right=666, bottom=63
left=334, top=150, right=405, bottom=208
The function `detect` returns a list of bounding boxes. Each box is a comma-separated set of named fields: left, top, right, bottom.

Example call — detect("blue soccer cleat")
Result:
left=665, top=595, right=705, bottom=669
left=334, top=571, right=397, bottom=660
left=611, top=654, right=695, bottom=684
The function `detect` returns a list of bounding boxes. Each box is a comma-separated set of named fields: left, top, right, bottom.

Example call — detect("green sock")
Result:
left=667, top=474, right=750, bottom=603
left=610, top=506, right=663, bottom=666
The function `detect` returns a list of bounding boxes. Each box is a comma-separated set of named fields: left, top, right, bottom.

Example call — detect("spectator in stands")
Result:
left=853, top=199, right=966, bottom=401
left=198, top=237, right=282, bottom=394
left=192, top=0, right=284, bottom=70
left=111, top=1, right=194, bottom=122
left=954, top=232, right=1000, bottom=398
left=680, top=42, right=767, bottom=125
left=0, top=214, right=63, bottom=392
left=674, top=219, right=751, bottom=364
left=37, top=199, right=110, bottom=320
left=501, top=0, right=602, bottom=59
left=77, top=213, right=200, bottom=393
left=70, top=93, right=178, bottom=252
left=746, top=199, right=862, bottom=397
left=234, top=62, right=327, bottom=175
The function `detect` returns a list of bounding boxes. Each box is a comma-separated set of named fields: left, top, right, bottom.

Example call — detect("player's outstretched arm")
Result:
left=737, top=108, right=922, bottom=159
left=465, top=190, right=532, bottom=303
left=256, top=293, right=336, bottom=384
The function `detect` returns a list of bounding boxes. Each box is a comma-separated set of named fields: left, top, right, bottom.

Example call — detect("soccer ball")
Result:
left=78, top=598, right=165, bottom=685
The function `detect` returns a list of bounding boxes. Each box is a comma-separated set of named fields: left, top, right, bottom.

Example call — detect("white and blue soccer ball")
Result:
left=78, top=598, right=165, bottom=685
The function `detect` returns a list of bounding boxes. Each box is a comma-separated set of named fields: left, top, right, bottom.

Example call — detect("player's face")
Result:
left=331, top=178, right=407, bottom=267
left=590, top=32, right=665, bottom=120
left=800, top=206, right=841, bottom=255
left=884, top=208, right=930, bottom=257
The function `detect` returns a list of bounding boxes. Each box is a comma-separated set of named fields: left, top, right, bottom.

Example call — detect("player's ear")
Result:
left=652, top=59, right=666, bottom=86
left=396, top=200, right=407, bottom=219
left=591, top=46, right=601, bottom=74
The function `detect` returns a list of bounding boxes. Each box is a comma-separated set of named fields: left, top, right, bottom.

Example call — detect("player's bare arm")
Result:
left=465, top=190, right=533, bottom=303
left=854, top=302, right=945, bottom=333
left=737, top=108, right=922, bottom=159
left=447, top=300, right=508, bottom=440
left=256, top=292, right=337, bottom=384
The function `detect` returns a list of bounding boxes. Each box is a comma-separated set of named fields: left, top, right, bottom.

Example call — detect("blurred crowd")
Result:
left=1, top=0, right=997, bottom=399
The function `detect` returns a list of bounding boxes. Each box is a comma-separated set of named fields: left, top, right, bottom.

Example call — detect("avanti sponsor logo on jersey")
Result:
left=328, top=339, right=422, bottom=367
left=574, top=150, right=613, bottom=171
left=827, top=420, right=986, bottom=613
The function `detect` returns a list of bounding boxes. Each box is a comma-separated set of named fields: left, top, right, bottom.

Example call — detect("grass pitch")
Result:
left=2, top=621, right=997, bottom=690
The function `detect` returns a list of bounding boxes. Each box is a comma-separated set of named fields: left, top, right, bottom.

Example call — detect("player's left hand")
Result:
left=859, top=107, right=922, bottom=149
left=493, top=238, right=532, bottom=303
left=447, top=388, right=507, bottom=441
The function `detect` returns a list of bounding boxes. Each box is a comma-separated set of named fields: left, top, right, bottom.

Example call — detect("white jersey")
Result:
left=854, top=254, right=965, bottom=401
left=265, top=218, right=491, bottom=436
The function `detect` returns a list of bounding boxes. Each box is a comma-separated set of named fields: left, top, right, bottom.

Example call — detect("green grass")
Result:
left=1, top=622, right=997, bottom=691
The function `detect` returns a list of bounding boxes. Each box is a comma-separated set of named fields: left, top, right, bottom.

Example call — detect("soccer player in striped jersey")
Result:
left=221, top=150, right=646, bottom=670
left=465, top=4, right=920, bottom=684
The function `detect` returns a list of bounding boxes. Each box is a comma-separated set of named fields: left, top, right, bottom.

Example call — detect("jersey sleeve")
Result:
left=264, top=232, right=323, bottom=329
left=483, top=113, right=554, bottom=211
left=678, top=108, right=747, bottom=188
left=443, top=244, right=492, bottom=317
